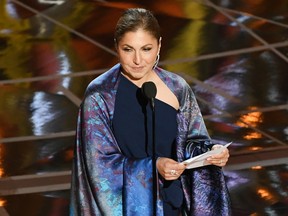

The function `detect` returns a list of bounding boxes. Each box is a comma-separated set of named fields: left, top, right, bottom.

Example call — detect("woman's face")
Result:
left=116, top=28, right=161, bottom=83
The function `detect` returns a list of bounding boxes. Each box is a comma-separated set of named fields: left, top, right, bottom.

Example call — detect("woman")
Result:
left=70, top=8, right=231, bottom=216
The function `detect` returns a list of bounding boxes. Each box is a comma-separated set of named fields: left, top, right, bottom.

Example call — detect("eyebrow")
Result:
left=121, top=44, right=153, bottom=48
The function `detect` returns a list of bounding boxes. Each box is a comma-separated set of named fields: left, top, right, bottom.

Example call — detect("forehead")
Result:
left=119, top=29, right=157, bottom=44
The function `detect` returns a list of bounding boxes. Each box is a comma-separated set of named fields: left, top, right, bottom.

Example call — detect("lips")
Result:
left=131, top=66, right=144, bottom=70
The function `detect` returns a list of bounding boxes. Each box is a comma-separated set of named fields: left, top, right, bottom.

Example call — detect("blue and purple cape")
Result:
left=70, top=64, right=231, bottom=216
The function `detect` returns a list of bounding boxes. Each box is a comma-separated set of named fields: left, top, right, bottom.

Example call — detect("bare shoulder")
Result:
left=154, top=75, right=179, bottom=110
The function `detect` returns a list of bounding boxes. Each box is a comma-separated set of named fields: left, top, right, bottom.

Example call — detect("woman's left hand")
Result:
left=206, top=144, right=230, bottom=167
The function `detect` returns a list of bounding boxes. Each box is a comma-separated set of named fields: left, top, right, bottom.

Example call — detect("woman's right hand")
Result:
left=156, top=157, right=186, bottom=180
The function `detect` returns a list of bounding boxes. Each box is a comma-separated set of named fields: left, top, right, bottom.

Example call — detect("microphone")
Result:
left=141, top=81, right=157, bottom=110
left=141, top=81, right=157, bottom=216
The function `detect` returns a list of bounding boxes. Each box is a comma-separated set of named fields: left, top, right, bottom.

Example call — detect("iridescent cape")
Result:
left=70, top=64, right=231, bottom=216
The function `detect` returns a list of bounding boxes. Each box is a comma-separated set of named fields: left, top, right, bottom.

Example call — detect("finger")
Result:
left=166, top=168, right=183, bottom=180
left=208, top=160, right=224, bottom=167
left=207, top=157, right=227, bottom=166
left=169, top=169, right=178, bottom=176
left=210, top=149, right=229, bottom=160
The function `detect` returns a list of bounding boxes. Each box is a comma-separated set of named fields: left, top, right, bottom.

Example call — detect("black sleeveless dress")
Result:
left=112, top=74, right=183, bottom=216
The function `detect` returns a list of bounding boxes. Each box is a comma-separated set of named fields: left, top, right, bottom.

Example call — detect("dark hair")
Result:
left=114, top=8, right=161, bottom=44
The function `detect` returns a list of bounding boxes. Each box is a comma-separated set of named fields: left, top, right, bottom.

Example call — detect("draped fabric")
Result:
left=70, top=63, right=231, bottom=216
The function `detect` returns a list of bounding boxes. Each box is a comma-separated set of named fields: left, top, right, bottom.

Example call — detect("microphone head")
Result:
left=141, top=81, right=157, bottom=99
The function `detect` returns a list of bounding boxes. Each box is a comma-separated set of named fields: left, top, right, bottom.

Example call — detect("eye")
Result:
left=122, top=47, right=132, bottom=52
left=143, top=47, right=152, bottom=52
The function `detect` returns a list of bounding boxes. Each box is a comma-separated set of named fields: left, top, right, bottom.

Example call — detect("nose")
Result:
left=133, top=51, right=141, bottom=65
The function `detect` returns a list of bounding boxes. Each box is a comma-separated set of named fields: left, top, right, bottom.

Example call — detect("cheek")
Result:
left=118, top=54, right=130, bottom=64
left=144, top=53, right=158, bottom=63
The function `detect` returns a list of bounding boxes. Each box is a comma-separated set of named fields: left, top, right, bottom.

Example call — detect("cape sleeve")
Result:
left=177, top=83, right=232, bottom=216
left=70, top=92, right=161, bottom=216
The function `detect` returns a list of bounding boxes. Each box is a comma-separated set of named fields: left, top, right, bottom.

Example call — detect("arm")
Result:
left=179, top=83, right=232, bottom=215
left=181, top=85, right=229, bottom=167
left=70, top=93, right=156, bottom=215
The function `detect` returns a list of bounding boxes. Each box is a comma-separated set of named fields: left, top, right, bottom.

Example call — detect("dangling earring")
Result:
left=153, top=54, right=160, bottom=70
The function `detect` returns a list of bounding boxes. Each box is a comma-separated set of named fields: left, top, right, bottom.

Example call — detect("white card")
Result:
left=181, top=142, right=232, bottom=169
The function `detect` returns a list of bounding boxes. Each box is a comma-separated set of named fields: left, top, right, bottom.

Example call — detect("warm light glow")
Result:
left=0, top=168, right=3, bottom=177
left=244, top=132, right=262, bottom=140
left=0, top=144, right=4, bottom=177
left=236, top=121, right=248, bottom=128
left=258, top=189, right=269, bottom=198
left=250, top=147, right=263, bottom=151
left=257, top=188, right=272, bottom=201
left=65, top=149, right=74, bottom=161
left=237, top=110, right=263, bottom=127
left=236, top=107, right=264, bottom=140
left=238, top=107, right=262, bottom=127
left=249, top=19, right=267, bottom=29
left=251, top=166, right=262, bottom=170
left=0, top=199, right=6, bottom=207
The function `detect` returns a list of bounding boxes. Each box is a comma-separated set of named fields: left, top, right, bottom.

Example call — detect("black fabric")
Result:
left=112, top=74, right=183, bottom=215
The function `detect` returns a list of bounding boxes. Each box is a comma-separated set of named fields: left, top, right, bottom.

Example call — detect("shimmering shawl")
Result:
left=70, top=63, right=231, bottom=216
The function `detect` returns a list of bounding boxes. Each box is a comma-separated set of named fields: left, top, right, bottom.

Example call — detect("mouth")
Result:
left=131, top=66, right=144, bottom=70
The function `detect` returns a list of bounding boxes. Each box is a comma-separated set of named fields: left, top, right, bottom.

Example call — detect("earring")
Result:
left=153, top=54, right=160, bottom=69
